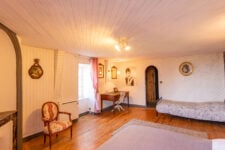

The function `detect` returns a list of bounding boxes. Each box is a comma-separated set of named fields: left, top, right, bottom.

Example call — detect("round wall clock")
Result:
left=179, top=62, right=194, bottom=76
left=28, top=58, right=43, bottom=79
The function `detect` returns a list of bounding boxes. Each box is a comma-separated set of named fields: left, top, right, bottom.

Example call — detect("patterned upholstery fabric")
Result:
left=156, top=100, right=225, bottom=122
left=41, top=101, right=72, bottom=149
left=43, top=103, right=58, bottom=120
left=44, top=120, right=72, bottom=134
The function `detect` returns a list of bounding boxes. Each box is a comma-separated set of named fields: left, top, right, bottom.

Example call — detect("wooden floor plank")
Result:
left=23, top=107, right=225, bottom=150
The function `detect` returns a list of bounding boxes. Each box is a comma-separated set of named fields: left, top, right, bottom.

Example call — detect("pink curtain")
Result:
left=90, top=57, right=100, bottom=113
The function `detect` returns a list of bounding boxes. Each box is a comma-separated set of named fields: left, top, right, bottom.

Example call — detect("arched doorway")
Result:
left=145, top=66, right=159, bottom=107
left=0, top=23, right=22, bottom=150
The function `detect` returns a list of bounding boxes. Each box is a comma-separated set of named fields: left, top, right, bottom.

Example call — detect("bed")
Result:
left=156, top=99, right=225, bottom=122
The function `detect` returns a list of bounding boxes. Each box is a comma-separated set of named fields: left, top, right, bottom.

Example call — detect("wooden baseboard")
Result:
left=79, top=111, right=89, bottom=117
left=124, top=103, right=146, bottom=108
left=23, top=132, right=43, bottom=142
left=89, top=105, right=114, bottom=115
left=89, top=104, right=149, bottom=114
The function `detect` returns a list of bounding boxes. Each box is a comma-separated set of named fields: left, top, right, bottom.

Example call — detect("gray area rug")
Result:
left=113, top=119, right=208, bottom=138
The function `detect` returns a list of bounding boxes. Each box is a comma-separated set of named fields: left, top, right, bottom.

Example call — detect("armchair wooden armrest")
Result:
left=42, top=117, right=50, bottom=122
left=59, top=111, right=71, bottom=115
left=58, top=111, right=72, bottom=121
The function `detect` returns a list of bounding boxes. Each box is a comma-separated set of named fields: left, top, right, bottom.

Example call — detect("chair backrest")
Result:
left=42, top=101, right=59, bottom=121
left=116, top=91, right=124, bottom=103
left=114, top=87, right=119, bottom=93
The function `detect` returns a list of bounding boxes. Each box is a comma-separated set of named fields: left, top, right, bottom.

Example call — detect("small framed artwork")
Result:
left=111, top=66, right=117, bottom=79
left=28, top=58, right=43, bottom=79
left=98, top=63, right=104, bottom=78
left=125, top=68, right=134, bottom=86
left=179, top=62, right=194, bottom=76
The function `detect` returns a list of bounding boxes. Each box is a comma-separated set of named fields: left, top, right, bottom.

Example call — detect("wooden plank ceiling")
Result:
left=0, top=0, right=225, bottom=58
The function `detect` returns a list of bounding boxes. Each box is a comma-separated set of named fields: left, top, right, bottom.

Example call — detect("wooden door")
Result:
left=146, top=66, right=158, bottom=107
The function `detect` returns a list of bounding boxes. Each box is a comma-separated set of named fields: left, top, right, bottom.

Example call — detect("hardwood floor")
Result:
left=23, top=107, right=225, bottom=150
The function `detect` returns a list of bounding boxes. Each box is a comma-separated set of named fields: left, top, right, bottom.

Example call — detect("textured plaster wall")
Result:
left=103, top=53, right=225, bottom=106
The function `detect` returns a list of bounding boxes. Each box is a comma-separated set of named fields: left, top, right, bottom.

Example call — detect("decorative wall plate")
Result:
left=179, top=62, right=193, bottom=76
left=28, top=58, right=43, bottom=79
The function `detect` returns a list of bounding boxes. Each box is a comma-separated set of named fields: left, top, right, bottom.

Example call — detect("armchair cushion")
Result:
left=44, top=120, right=72, bottom=134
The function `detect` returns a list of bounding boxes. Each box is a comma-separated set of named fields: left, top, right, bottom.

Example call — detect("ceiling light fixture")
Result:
left=114, top=37, right=130, bottom=52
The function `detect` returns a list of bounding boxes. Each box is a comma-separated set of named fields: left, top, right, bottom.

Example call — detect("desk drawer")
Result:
left=101, top=94, right=120, bottom=101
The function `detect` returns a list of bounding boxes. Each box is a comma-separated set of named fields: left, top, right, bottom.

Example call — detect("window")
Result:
left=78, top=64, right=92, bottom=100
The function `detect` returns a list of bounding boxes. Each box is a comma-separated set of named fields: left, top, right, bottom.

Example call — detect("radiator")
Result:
left=78, top=98, right=90, bottom=114
left=59, top=101, right=78, bottom=120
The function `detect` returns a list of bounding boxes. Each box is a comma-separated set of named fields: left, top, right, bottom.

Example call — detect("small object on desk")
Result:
left=113, top=87, right=118, bottom=93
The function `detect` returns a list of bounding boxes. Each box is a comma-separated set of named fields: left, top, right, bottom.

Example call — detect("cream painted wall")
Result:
left=54, top=51, right=79, bottom=119
left=61, top=53, right=78, bottom=103
left=54, top=51, right=78, bottom=102
left=21, top=45, right=55, bottom=137
left=22, top=46, right=79, bottom=137
left=0, top=29, right=16, bottom=111
left=104, top=53, right=225, bottom=106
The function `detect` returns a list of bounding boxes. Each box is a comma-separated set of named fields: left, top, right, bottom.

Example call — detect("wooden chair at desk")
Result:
left=114, top=87, right=130, bottom=107
left=112, top=88, right=124, bottom=112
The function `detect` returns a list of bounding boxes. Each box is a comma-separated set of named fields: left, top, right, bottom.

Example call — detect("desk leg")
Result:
left=124, top=94, right=130, bottom=107
left=128, top=96, right=129, bottom=107
left=101, top=99, right=103, bottom=112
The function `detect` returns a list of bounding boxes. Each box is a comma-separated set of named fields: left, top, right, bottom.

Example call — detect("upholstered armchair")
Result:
left=41, top=101, right=73, bottom=149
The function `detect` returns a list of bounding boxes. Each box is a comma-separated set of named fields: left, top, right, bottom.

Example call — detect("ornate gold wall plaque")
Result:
left=28, top=59, right=43, bottom=79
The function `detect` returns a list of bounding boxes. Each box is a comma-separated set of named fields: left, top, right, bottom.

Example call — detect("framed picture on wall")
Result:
left=125, top=67, right=134, bottom=86
left=111, top=66, right=117, bottom=79
left=179, top=62, right=194, bottom=76
left=98, top=63, right=104, bottom=78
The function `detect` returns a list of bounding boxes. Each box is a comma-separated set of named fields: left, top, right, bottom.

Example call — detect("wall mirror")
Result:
left=111, top=66, right=117, bottom=79
left=98, top=63, right=104, bottom=78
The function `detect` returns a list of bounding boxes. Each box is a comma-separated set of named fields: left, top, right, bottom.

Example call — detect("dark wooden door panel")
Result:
left=145, top=66, right=158, bottom=107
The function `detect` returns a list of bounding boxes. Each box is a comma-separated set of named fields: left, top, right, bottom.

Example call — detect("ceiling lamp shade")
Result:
left=114, top=37, right=130, bottom=52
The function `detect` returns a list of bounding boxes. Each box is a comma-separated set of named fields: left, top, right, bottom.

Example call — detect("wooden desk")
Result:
left=100, top=91, right=129, bottom=112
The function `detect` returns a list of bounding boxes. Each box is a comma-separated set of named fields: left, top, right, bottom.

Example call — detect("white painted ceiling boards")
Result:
left=0, top=0, right=225, bottom=58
